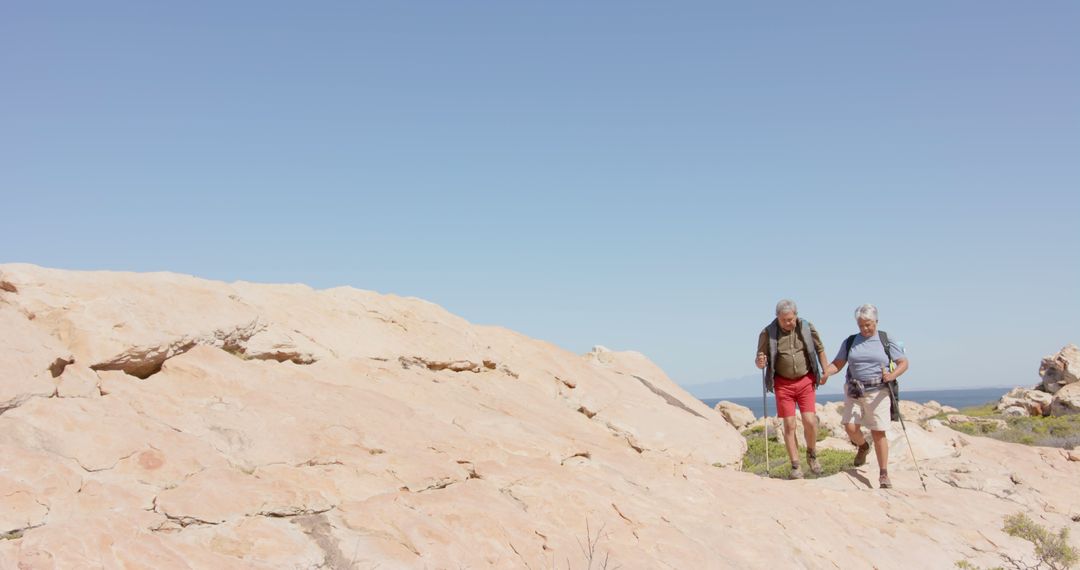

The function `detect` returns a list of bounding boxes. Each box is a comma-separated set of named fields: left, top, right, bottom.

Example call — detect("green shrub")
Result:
left=946, top=407, right=1080, bottom=450
left=740, top=428, right=855, bottom=478
left=955, top=512, right=1078, bottom=569
left=960, top=403, right=1000, bottom=418
left=1003, top=513, right=1078, bottom=569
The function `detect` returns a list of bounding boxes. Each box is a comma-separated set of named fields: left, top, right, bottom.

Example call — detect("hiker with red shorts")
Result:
left=755, top=299, right=831, bottom=479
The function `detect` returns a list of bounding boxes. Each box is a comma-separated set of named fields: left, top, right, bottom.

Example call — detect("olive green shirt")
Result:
left=757, top=323, right=825, bottom=380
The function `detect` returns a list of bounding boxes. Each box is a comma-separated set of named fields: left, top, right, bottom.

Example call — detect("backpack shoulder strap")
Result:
left=843, top=334, right=856, bottom=381
left=844, top=334, right=856, bottom=358
left=763, top=320, right=780, bottom=392
left=766, top=319, right=778, bottom=340
left=798, top=319, right=821, bottom=378
left=878, top=330, right=892, bottom=363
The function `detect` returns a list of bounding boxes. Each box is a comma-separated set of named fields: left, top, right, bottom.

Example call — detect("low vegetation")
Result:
left=941, top=405, right=1080, bottom=449
left=956, top=512, right=1078, bottom=570
left=740, top=425, right=856, bottom=478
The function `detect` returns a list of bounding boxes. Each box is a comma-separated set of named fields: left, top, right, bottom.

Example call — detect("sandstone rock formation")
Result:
left=947, top=414, right=1008, bottom=431
left=1039, top=344, right=1080, bottom=394
left=994, top=345, right=1080, bottom=417
left=1, top=264, right=1078, bottom=569
left=713, top=400, right=755, bottom=430
left=996, top=387, right=1054, bottom=417
left=1051, top=382, right=1080, bottom=416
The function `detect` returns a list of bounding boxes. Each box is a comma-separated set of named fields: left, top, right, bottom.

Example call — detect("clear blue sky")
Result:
left=3, top=2, right=1077, bottom=393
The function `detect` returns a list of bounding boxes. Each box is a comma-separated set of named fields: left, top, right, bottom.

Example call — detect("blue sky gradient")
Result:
left=3, top=2, right=1077, bottom=394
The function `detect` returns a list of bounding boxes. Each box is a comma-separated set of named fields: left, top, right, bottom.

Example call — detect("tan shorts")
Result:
left=841, top=387, right=892, bottom=431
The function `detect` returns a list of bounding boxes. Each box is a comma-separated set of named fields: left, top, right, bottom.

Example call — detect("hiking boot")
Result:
left=806, top=449, right=823, bottom=475
left=879, top=473, right=892, bottom=489
left=789, top=464, right=804, bottom=479
left=853, top=442, right=871, bottom=467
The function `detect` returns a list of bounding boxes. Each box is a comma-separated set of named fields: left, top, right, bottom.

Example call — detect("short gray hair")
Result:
left=775, top=299, right=798, bottom=316
left=854, top=303, right=878, bottom=321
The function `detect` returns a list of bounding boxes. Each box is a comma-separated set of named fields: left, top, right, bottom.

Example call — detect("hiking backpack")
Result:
left=844, top=331, right=901, bottom=422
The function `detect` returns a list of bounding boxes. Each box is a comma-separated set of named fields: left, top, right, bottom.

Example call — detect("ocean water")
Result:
left=700, top=387, right=1010, bottom=419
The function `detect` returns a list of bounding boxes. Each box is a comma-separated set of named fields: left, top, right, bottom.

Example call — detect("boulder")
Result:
left=899, top=400, right=943, bottom=422
left=996, top=387, right=1053, bottom=417
left=1000, top=406, right=1029, bottom=417
left=1039, top=344, right=1080, bottom=394
left=4, top=263, right=1080, bottom=569
left=817, top=401, right=846, bottom=436
left=1050, top=382, right=1080, bottom=416
left=714, top=401, right=755, bottom=430
left=920, top=401, right=957, bottom=415
left=747, top=403, right=845, bottom=446
left=946, top=414, right=1007, bottom=431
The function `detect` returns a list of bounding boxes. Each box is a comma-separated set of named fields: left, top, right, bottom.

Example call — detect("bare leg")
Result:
left=801, top=413, right=819, bottom=451
left=802, top=412, right=822, bottom=474
left=844, top=422, right=866, bottom=446
left=871, top=430, right=889, bottom=471
left=782, top=416, right=800, bottom=464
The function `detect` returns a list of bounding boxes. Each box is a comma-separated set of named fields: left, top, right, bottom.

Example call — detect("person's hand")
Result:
left=755, top=352, right=766, bottom=369
left=818, top=370, right=829, bottom=385
left=881, top=365, right=895, bottom=382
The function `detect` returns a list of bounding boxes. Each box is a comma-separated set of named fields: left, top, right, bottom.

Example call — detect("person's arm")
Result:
left=817, top=351, right=831, bottom=383
left=825, top=340, right=848, bottom=377
left=755, top=330, right=768, bottom=369
left=883, top=358, right=908, bottom=382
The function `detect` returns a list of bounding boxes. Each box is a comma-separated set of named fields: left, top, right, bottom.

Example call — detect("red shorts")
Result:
left=774, top=373, right=816, bottom=418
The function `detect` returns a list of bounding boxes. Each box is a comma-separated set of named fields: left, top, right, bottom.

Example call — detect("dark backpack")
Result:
left=844, top=331, right=901, bottom=422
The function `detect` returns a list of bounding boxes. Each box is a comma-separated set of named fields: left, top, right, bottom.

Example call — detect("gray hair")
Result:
left=854, top=303, right=878, bottom=321
left=775, top=299, right=798, bottom=316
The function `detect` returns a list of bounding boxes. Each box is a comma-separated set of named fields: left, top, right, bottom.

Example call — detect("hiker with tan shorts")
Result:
left=823, top=304, right=909, bottom=489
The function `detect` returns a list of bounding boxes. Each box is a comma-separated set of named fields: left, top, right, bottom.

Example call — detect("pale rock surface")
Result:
left=816, top=400, right=846, bottom=435
left=996, top=386, right=1053, bottom=417
left=0, top=306, right=68, bottom=413
left=922, top=400, right=957, bottom=415
left=53, top=363, right=101, bottom=398
left=947, top=414, right=1008, bottom=431
left=0, top=264, right=1078, bottom=569
left=899, top=399, right=943, bottom=422
left=1039, top=343, right=1080, bottom=394
left=1000, top=405, right=1029, bottom=417
left=713, top=400, right=755, bottom=430
left=1051, top=382, right=1080, bottom=416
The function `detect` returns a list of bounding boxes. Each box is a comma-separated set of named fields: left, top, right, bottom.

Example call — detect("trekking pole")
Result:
left=762, top=368, right=770, bottom=478
left=892, top=382, right=927, bottom=491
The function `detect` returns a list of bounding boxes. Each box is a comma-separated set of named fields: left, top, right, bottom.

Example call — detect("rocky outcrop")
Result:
left=996, top=387, right=1054, bottom=417
left=1051, top=382, right=1080, bottom=416
left=0, top=264, right=1078, bottom=569
left=990, top=345, right=1080, bottom=417
left=946, top=414, right=1008, bottom=431
left=1039, top=344, right=1080, bottom=394
left=898, top=399, right=956, bottom=422
left=714, top=401, right=755, bottom=430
